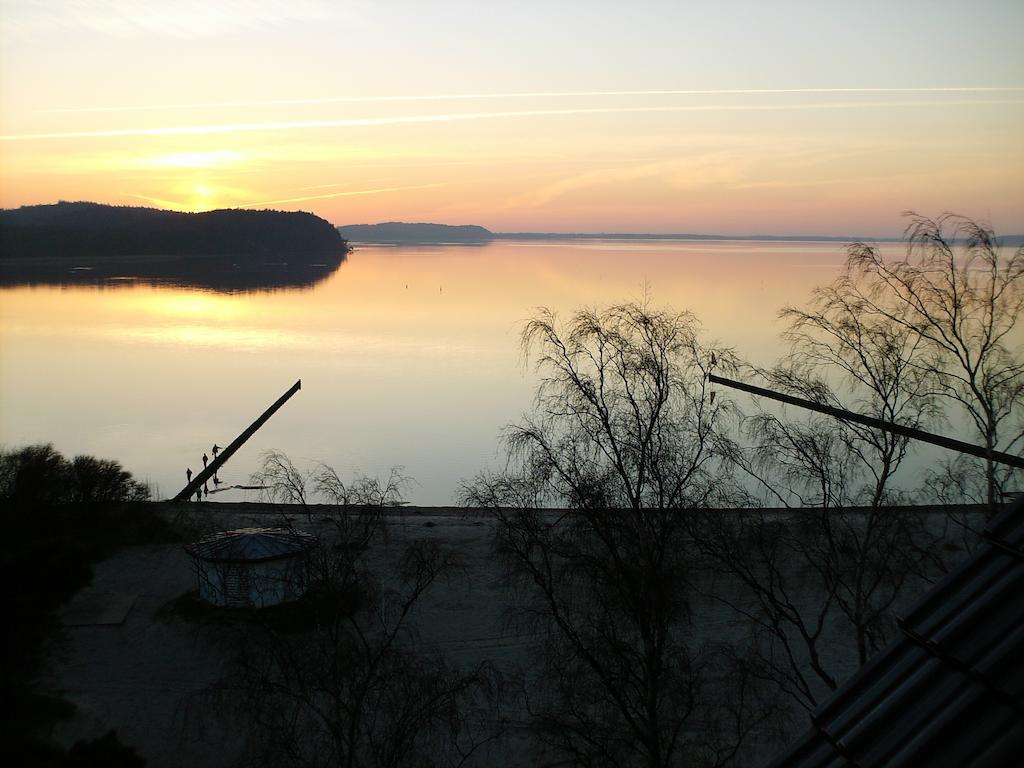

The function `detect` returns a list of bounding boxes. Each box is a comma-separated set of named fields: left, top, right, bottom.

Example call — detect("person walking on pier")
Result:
left=202, top=452, right=208, bottom=469
left=212, top=444, right=221, bottom=458
left=186, top=467, right=193, bottom=483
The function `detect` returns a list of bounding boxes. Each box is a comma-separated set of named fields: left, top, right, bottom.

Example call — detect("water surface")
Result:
left=1, top=239, right=863, bottom=503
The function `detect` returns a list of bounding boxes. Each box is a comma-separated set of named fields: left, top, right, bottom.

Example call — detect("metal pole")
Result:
left=173, top=379, right=302, bottom=501
left=709, top=373, right=1024, bottom=470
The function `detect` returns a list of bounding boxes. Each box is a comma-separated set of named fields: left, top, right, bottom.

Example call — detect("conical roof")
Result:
left=184, top=527, right=315, bottom=563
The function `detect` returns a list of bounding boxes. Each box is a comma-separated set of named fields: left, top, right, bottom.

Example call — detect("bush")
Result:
left=0, top=444, right=150, bottom=507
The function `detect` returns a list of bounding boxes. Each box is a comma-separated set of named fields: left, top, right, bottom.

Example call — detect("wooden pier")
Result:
left=173, top=379, right=302, bottom=502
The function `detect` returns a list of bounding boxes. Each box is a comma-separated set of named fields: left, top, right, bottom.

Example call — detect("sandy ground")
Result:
left=41, top=502, right=976, bottom=767
left=43, top=504, right=522, bottom=767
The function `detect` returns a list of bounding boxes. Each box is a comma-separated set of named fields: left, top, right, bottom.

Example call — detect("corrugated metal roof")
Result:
left=184, top=527, right=316, bottom=563
left=767, top=498, right=1024, bottom=768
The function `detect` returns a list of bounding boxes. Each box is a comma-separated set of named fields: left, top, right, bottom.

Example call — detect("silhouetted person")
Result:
left=202, top=452, right=208, bottom=468
left=186, top=467, right=193, bottom=482
left=212, top=444, right=221, bottom=457
left=195, top=489, right=202, bottom=502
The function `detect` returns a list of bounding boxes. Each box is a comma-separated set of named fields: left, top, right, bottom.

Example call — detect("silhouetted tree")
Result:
left=696, top=260, right=951, bottom=711
left=0, top=444, right=71, bottom=506
left=463, top=301, right=778, bottom=767
left=845, top=213, right=1024, bottom=509
left=692, top=500, right=939, bottom=712
left=250, top=449, right=407, bottom=551
left=222, top=541, right=502, bottom=768
left=231, top=453, right=503, bottom=768
left=777, top=268, right=939, bottom=509
left=69, top=455, right=150, bottom=504
left=0, top=444, right=150, bottom=507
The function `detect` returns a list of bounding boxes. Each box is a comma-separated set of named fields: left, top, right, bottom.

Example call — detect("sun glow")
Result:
left=141, top=149, right=243, bottom=169
left=131, top=179, right=244, bottom=212
left=0, top=2, right=1021, bottom=234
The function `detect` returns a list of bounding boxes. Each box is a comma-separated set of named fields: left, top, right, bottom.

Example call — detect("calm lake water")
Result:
left=1, top=239, right=887, bottom=504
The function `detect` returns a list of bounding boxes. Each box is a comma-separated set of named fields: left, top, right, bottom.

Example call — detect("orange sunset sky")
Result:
left=1, top=0, right=1022, bottom=236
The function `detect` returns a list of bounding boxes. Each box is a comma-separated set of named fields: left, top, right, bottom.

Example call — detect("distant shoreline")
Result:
left=339, top=221, right=1024, bottom=246
left=492, top=231, right=897, bottom=243
left=337, top=220, right=896, bottom=245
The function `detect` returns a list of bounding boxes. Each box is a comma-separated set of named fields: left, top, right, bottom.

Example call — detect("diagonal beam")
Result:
left=173, top=379, right=302, bottom=501
left=709, top=373, right=1024, bottom=470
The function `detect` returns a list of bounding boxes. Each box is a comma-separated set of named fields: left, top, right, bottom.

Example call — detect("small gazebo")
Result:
left=184, top=527, right=316, bottom=608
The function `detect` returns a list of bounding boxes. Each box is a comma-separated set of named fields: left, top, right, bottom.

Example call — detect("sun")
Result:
left=186, top=182, right=216, bottom=211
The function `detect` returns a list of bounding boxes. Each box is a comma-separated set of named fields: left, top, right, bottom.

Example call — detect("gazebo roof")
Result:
left=184, top=527, right=316, bottom=564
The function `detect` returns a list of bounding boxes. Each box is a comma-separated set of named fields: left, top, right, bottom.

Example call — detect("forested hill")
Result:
left=0, top=202, right=348, bottom=260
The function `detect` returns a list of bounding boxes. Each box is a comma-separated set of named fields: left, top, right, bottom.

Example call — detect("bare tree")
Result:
left=695, top=258, right=952, bottom=712
left=251, top=451, right=407, bottom=510
left=251, top=449, right=311, bottom=507
left=222, top=540, right=503, bottom=768
left=845, top=213, right=1024, bottom=509
left=778, top=272, right=939, bottom=509
left=513, top=301, right=732, bottom=511
left=692, top=501, right=937, bottom=713
left=463, top=300, right=779, bottom=767
left=251, top=450, right=408, bottom=551
left=213, top=453, right=504, bottom=767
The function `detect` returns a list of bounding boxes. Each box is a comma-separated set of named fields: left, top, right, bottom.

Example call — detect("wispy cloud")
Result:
left=236, top=183, right=445, bottom=208
left=507, top=138, right=911, bottom=208
left=5, top=100, right=1022, bottom=142
left=40, top=87, right=1024, bottom=114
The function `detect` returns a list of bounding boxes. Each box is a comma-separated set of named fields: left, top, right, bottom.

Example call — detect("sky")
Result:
left=1, top=0, right=1022, bottom=236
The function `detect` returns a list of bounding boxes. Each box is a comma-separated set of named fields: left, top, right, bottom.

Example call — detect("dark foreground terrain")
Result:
left=34, top=502, right=986, bottom=768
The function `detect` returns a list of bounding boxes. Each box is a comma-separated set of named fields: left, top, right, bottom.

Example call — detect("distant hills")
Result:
left=0, top=202, right=349, bottom=291
left=339, top=221, right=1024, bottom=246
left=336, top=221, right=879, bottom=244
left=337, top=222, right=494, bottom=244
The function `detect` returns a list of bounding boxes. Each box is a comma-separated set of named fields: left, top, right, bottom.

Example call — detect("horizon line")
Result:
left=5, top=202, right=1021, bottom=240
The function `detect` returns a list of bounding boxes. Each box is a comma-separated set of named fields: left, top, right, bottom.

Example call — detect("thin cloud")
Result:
left=40, top=87, right=1024, bottom=114
left=1, top=0, right=351, bottom=40
left=236, top=183, right=445, bottom=208
left=5, top=100, right=1022, bottom=142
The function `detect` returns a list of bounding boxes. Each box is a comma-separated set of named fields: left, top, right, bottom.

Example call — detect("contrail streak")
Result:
left=39, top=87, right=1024, bottom=114
left=4, top=100, right=1021, bottom=142
left=236, top=183, right=444, bottom=208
